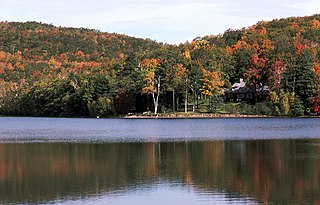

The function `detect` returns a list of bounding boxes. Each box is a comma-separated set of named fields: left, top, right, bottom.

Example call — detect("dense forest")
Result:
left=0, top=14, right=320, bottom=117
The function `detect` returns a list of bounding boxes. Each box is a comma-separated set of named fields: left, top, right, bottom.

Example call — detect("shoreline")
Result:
left=123, top=113, right=273, bottom=119
left=1, top=113, right=318, bottom=119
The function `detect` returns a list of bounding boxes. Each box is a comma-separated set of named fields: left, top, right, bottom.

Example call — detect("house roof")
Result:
left=224, top=79, right=270, bottom=94
left=231, top=78, right=245, bottom=91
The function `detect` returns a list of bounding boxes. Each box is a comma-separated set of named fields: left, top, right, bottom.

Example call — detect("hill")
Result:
left=0, top=14, right=320, bottom=117
left=0, top=21, right=164, bottom=116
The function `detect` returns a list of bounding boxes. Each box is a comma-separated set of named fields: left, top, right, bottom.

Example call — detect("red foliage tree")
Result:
left=268, top=59, right=287, bottom=91
left=244, top=54, right=267, bottom=88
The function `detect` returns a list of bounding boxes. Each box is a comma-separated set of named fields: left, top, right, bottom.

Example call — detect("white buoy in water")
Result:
left=97, top=116, right=100, bottom=119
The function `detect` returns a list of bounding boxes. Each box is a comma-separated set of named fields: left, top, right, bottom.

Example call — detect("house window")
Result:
left=237, top=94, right=245, bottom=99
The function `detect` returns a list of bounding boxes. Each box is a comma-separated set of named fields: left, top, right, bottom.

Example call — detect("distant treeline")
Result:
left=0, top=15, right=320, bottom=117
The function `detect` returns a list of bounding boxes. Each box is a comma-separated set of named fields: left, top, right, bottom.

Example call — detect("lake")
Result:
left=0, top=117, right=320, bottom=204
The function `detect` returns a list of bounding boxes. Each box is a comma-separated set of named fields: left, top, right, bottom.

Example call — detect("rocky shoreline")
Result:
left=123, top=113, right=272, bottom=119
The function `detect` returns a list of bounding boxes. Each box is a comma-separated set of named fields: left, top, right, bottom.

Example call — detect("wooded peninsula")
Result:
left=1, top=14, right=320, bottom=117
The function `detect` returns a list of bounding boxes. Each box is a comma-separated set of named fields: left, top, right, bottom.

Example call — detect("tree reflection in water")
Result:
left=0, top=140, right=320, bottom=204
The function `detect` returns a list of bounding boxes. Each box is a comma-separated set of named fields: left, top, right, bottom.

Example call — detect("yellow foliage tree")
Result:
left=141, top=58, right=161, bottom=115
left=200, top=69, right=224, bottom=96
left=200, top=69, right=224, bottom=112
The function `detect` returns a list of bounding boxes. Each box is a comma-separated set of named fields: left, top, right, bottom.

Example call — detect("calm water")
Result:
left=0, top=117, right=320, bottom=204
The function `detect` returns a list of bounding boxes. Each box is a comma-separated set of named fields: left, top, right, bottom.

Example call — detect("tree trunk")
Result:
left=154, top=95, right=159, bottom=115
left=147, top=94, right=150, bottom=111
left=185, top=87, right=188, bottom=113
left=153, top=92, right=160, bottom=115
left=172, top=89, right=175, bottom=113
left=152, top=93, right=157, bottom=114
left=153, top=76, right=161, bottom=115
left=185, top=79, right=188, bottom=113
left=209, top=95, right=212, bottom=112
left=192, top=90, right=196, bottom=113
left=293, top=76, right=296, bottom=92
left=196, top=91, right=199, bottom=112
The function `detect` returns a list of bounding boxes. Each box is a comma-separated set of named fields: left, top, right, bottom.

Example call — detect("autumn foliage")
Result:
left=0, top=14, right=320, bottom=116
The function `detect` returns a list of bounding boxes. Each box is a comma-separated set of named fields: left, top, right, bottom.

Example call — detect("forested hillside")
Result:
left=0, top=14, right=320, bottom=117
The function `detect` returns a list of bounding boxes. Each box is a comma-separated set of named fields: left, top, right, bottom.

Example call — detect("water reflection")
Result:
left=0, top=140, right=320, bottom=204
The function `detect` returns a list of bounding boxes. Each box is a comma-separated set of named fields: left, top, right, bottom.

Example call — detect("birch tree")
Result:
left=141, top=58, right=162, bottom=115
